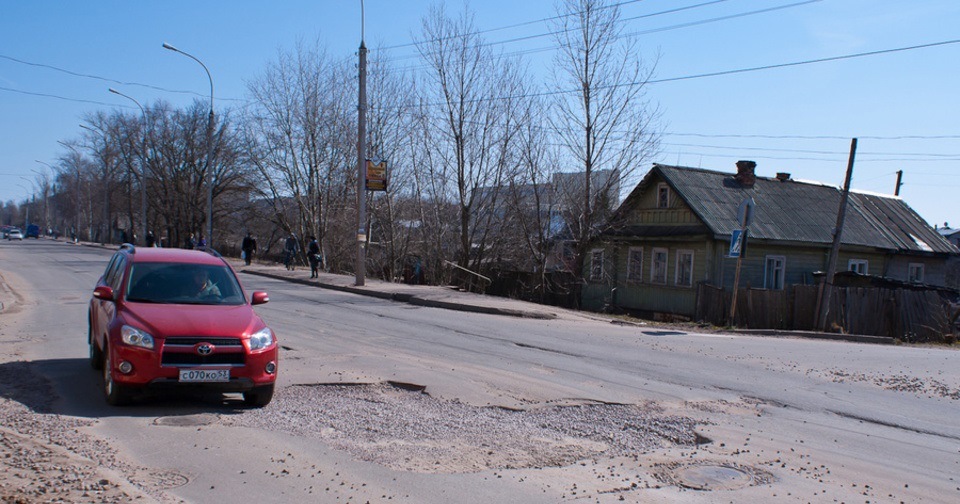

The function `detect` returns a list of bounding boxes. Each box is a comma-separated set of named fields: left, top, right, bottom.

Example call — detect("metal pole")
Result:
left=57, top=141, right=82, bottom=241
left=163, top=42, right=215, bottom=249
left=355, top=2, right=367, bottom=286
left=109, top=88, right=149, bottom=245
left=815, top=138, right=858, bottom=331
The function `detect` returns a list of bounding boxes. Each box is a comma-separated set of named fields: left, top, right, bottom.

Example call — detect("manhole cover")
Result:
left=673, top=464, right=755, bottom=490
left=153, top=413, right=218, bottom=427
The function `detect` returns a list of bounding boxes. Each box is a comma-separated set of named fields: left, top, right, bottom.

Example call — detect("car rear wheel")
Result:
left=103, top=344, right=131, bottom=406
left=243, top=384, right=275, bottom=408
left=88, top=324, right=103, bottom=370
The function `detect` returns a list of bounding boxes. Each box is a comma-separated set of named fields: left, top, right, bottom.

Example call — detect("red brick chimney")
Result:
left=735, top=160, right=757, bottom=188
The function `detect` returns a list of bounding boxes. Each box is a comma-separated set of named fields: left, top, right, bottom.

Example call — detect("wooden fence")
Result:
left=696, top=283, right=956, bottom=342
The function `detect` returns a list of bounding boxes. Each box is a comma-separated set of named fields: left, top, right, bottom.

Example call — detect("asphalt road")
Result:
left=1, top=238, right=958, bottom=503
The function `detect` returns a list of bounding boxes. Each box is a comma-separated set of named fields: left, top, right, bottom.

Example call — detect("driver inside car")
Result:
left=190, top=268, right=221, bottom=298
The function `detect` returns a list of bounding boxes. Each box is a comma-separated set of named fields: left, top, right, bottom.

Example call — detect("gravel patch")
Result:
left=824, top=369, right=960, bottom=400
left=0, top=361, right=171, bottom=503
left=222, top=382, right=701, bottom=473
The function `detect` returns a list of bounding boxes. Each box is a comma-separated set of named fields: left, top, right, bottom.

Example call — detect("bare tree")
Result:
left=364, top=47, right=419, bottom=281
left=242, top=39, right=356, bottom=269
left=549, top=0, right=662, bottom=298
left=415, top=4, right=529, bottom=288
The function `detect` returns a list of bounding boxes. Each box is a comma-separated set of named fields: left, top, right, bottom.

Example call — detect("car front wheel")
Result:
left=88, top=324, right=103, bottom=370
left=102, top=344, right=131, bottom=406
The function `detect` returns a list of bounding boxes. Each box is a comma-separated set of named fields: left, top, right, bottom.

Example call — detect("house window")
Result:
left=675, top=250, right=694, bottom=287
left=848, top=259, right=868, bottom=275
left=627, top=247, right=643, bottom=283
left=908, top=263, right=925, bottom=283
left=651, top=248, right=668, bottom=284
left=589, top=249, right=604, bottom=281
left=764, top=255, right=786, bottom=290
left=657, top=184, right=670, bottom=209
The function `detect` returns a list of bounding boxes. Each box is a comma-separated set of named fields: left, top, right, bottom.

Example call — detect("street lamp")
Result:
left=163, top=42, right=215, bottom=249
left=57, top=140, right=83, bottom=242
left=17, top=179, right=34, bottom=230
left=109, top=88, right=149, bottom=246
left=31, top=163, right=51, bottom=232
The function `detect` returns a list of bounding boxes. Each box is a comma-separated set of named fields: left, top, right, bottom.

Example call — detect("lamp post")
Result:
left=33, top=161, right=53, bottom=232
left=80, top=123, right=111, bottom=244
left=57, top=141, right=83, bottom=242
left=355, top=0, right=368, bottom=286
left=17, top=179, right=35, bottom=230
left=109, top=88, right=149, bottom=246
left=163, top=42, right=215, bottom=249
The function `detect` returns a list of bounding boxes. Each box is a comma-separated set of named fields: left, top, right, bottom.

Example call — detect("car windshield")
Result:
left=124, top=262, right=245, bottom=305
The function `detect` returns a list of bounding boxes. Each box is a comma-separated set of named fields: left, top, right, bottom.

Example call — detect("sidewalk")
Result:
left=235, top=260, right=559, bottom=320
left=234, top=260, right=894, bottom=344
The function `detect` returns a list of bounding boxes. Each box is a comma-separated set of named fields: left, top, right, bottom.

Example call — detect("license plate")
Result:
left=179, top=369, right=230, bottom=383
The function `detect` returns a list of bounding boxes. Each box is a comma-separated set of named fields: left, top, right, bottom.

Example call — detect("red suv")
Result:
left=88, top=244, right=278, bottom=407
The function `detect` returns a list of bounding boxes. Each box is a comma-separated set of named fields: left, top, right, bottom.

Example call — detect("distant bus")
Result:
left=25, top=224, right=40, bottom=238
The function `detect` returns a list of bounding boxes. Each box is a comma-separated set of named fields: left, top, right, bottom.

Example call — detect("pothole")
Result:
left=153, top=413, right=218, bottom=427
left=655, top=461, right=774, bottom=491
left=222, top=382, right=702, bottom=473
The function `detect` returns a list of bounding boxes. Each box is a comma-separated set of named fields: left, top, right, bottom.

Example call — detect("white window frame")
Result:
left=589, top=249, right=604, bottom=281
left=651, top=247, right=668, bottom=285
left=908, top=263, right=925, bottom=283
left=627, top=247, right=643, bottom=283
left=848, top=259, right=869, bottom=275
left=675, top=249, right=694, bottom=287
left=764, top=255, right=786, bottom=290
left=657, top=183, right=670, bottom=209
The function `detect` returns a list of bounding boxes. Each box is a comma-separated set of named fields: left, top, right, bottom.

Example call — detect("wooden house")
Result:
left=581, top=161, right=959, bottom=317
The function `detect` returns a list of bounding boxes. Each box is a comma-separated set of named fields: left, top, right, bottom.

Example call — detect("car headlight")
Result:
left=249, top=327, right=274, bottom=351
left=121, top=325, right=155, bottom=349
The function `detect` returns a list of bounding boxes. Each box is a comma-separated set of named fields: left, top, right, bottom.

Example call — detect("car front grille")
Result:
left=161, top=337, right=246, bottom=367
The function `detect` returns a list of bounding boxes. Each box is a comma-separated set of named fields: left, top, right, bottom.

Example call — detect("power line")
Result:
left=649, top=38, right=960, bottom=85
left=0, top=53, right=244, bottom=102
left=665, top=132, right=960, bottom=141
left=0, top=85, right=123, bottom=108
left=379, top=0, right=650, bottom=51
left=662, top=142, right=960, bottom=158
left=386, top=0, right=796, bottom=66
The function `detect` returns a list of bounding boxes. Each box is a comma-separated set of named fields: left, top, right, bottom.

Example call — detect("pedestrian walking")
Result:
left=307, top=236, right=322, bottom=278
left=145, top=231, right=156, bottom=247
left=184, top=233, right=196, bottom=249
left=241, top=232, right=256, bottom=266
left=283, top=233, right=299, bottom=271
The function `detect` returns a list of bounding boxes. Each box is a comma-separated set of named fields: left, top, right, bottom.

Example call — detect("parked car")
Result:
left=25, top=224, right=40, bottom=238
left=0, top=225, right=12, bottom=238
left=7, top=228, right=23, bottom=240
left=88, top=244, right=278, bottom=406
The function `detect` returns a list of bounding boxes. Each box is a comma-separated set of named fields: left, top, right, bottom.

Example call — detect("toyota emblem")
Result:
left=196, top=344, right=213, bottom=356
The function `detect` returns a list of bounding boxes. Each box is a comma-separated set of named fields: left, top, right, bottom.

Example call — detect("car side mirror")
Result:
left=251, top=291, right=269, bottom=305
left=93, top=285, right=115, bottom=301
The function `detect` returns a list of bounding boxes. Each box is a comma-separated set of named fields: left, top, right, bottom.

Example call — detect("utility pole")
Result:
left=355, top=0, right=368, bottom=286
left=894, top=170, right=903, bottom=196
left=815, top=138, right=858, bottom=331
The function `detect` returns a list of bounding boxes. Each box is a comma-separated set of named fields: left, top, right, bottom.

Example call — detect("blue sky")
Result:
left=2, top=0, right=958, bottom=228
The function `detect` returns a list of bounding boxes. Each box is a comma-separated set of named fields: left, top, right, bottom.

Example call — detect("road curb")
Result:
left=730, top=329, right=895, bottom=345
left=241, top=269, right=556, bottom=320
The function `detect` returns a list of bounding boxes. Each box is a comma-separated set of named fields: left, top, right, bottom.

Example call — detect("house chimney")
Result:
left=776, top=172, right=791, bottom=182
left=735, top=160, right=757, bottom=188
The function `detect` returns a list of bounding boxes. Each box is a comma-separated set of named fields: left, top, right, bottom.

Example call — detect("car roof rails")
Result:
left=120, top=243, right=136, bottom=254
left=198, top=246, right=222, bottom=258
